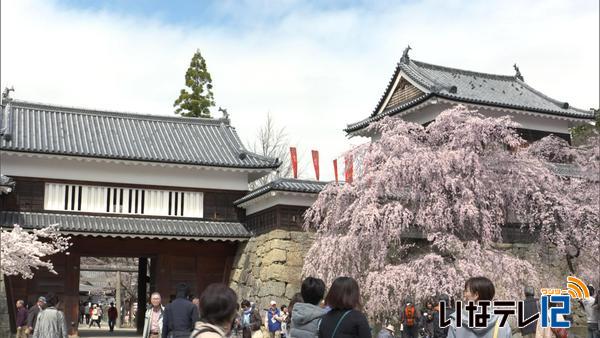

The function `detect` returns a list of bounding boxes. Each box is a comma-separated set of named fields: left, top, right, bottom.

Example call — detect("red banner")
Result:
left=311, top=150, right=320, bottom=181
left=345, top=154, right=353, bottom=183
left=333, top=159, right=338, bottom=183
left=290, top=147, right=298, bottom=178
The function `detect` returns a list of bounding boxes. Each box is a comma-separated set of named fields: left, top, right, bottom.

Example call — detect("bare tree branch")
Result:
left=249, top=113, right=300, bottom=189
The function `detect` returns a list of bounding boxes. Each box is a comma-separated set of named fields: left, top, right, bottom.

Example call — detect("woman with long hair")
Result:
left=318, top=277, right=371, bottom=338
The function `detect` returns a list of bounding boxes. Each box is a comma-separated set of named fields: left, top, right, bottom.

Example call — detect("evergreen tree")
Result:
left=174, top=49, right=215, bottom=118
left=571, top=109, right=599, bottom=146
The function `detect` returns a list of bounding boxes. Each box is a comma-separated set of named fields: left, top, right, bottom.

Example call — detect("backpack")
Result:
left=192, top=325, right=220, bottom=338
left=404, top=306, right=416, bottom=327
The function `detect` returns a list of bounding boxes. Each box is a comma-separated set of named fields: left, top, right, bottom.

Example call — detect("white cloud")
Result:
left=1, top=0, right=598, bottom=181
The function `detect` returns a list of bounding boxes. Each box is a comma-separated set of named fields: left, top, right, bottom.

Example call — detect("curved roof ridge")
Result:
left=516, top=79, right=591, bottom=113
left=7, top=99, right=227, bottom=126
left=369, top=62, right=404, bottom=117
left=234, top=177, right=329, bottom=205
left=273, top=177, right=327, bottom=184
left=411, top=59, right=516, bottom=80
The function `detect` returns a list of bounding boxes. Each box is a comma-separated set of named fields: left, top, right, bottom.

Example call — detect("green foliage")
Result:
left=571, top=109, right=599, bottom=146
left=173, top=50, right=215, bottom=118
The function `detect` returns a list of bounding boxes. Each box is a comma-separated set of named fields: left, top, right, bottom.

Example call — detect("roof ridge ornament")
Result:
left=400, top=45, right=412, bottom=64
left=218, top=106, right=230, bottom=125
left=2, top=86, right=14, bottom=103
left=513, top=63, right=524, bottom=81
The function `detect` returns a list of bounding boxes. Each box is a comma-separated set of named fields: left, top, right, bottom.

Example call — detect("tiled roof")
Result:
left=345, top=93, right=433, bottom=133
left=346, top=57, right=595, bottom=133
left=234, top=178, right=328, bottom=205
left=0, top=211, right=251, bottom=241
left=0, top=100, right=280, bottom=169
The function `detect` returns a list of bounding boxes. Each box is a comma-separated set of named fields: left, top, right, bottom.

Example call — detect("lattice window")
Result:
left=44, top=183, right=203, bottom=217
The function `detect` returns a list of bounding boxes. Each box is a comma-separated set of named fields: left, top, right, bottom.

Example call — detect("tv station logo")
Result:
left=439, top=276, right=590, bottom=329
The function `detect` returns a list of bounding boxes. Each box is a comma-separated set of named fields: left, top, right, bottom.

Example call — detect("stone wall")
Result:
left=0, top=274, right=11, bottom=337
left=493, top=242, right=589, bottom=333
left=228, top=230, right=589, bottom=335
left=229, top=228, right=314, bottom=310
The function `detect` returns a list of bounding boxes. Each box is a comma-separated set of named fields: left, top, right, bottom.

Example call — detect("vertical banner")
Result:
left=345, top=154, right=353, bottom=183
left=311, top=150, right=320, bottom=181
left=290, top=147, right=298, bottom=178
left=333, top=159, right=339, bottom=183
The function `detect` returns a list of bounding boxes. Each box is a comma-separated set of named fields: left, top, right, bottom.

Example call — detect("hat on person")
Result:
left=385, top=324, right=395, bottom=333
left=37, top=296, right=46, bottom=303
left=270, top=300, right=277, bottom=305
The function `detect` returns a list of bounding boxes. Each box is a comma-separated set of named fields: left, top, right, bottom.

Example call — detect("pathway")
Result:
left=78, top=326, right=140, bottom=337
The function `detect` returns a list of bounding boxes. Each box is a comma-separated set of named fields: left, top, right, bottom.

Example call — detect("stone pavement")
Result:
left=78, top=327, right=140, bottom=337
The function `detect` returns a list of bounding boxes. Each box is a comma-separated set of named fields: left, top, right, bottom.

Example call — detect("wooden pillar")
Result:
left=66, top=253, right=81, bottom=336
left=155, top=254, right=170, bottom=302
left=4, top=276, right=16, bottom=334
left=136, top=257, right=148, bottom=334
left=116, top=270, right=122, bottom=328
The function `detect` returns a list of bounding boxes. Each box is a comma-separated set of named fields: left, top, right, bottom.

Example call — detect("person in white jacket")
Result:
left=32, top=293, right=68, bottom=338
left=143, top=292, right=165, bottom=338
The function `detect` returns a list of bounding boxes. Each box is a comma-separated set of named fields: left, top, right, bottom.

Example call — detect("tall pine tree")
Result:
left=174, top=50, right=215, bottom=118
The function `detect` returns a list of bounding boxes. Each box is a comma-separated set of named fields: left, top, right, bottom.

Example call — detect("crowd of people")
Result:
left=12, top=276, right=599, bottom=338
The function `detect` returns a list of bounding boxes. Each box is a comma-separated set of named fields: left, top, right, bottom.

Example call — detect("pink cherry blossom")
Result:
left=0, top=224, right=71, bottom=279
left=303, top=105, right=599, bottom=319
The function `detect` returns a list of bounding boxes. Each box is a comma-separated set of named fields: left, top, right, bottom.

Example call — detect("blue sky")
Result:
left=2, top=0, right=599, bottom=180
left=55, top=0, right=382, bottom=29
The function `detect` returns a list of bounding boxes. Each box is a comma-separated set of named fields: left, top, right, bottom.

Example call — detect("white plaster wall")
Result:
left=244, top=192, right=317, bottom=215
left=0, top=152, right=251, bottom=191
left=366, top=100, right=579, bottom=141
left=402, top=101, right=575, bottom=133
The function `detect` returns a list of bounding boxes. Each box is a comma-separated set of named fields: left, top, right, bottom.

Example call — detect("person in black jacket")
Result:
left=27, top=296, right=46, bottom=336
left=520, top=286, right=538, bottom=338
left=162, top=283, right=200, bottom=338
left=318, top=277, right=371, bottom=338
left=432, top=294, right=454, bottom=338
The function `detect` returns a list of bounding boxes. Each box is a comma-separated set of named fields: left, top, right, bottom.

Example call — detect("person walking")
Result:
left=420, top=300, right=435, bottom=338
left=580, top=285, right=599, bottom=338
left=84, top=302, right=91, bottom=325
left=520, top=287, right=539, bottom=338
left=15, top=300, right=28, bottom=338
left=108, top=302, right=118, bottom=332
left=78, top=302, right=84, bottom=324
left=98, top=304, right=104, bottom=325
left=85, top=302, right=92, bottom=325
left=240, top=300, right=262, bottom=338
left=377, top=324, right=395, bottom=338
left=162, top=283, right=200, bottom=338
left=143, top=292, right=165, bottom=338
left=26, top=296, right=46, bottom=337
left=32, top=293, right=68, bottom=338
left=265, top=301, right=283, bottom=338
left=190, top=283, right=239, bottom=338
left=290, top=277, right=328, bottom=338
left=400, top=300, right=420, bottom=338
left=287, top=293, right=303, bottom=332
left=432, top=294, right=453, bottom=338
left=447, top=276, right=511, bottom=338
left=535, top=301, right=568, bottom=338
left=89, top=304, right=101, bottom=328
left=280, top=305, right=289, bottom=338
left=318, top=276, right=371, bottom=338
